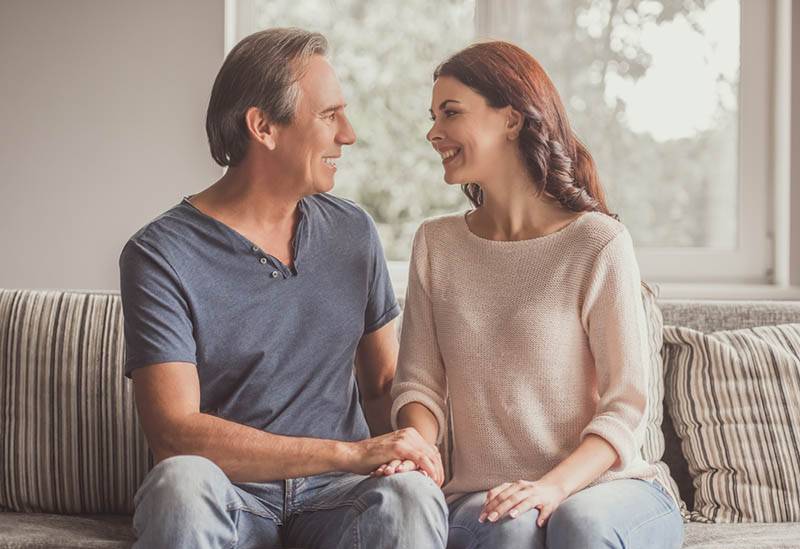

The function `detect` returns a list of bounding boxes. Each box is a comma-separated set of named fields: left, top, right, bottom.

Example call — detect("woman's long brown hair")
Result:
left=434, top=41, right=617, bottom=220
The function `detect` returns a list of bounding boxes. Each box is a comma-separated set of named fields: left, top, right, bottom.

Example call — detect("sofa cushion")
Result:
left=683, top=521, right=800, bottom=548
left=0, top=512, right=134, bottom=548
left=663, top=323, right=800, bottom=522
left=0, top=290, right=152, bottom=514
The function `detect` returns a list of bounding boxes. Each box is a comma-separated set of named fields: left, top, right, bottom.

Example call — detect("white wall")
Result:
left=0, top=0, right=223, bottom=291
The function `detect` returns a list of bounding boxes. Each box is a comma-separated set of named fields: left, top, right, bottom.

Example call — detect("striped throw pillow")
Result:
left=0, top=289, right=152, bottom=514
left=663, top=323, right=800, bottom=522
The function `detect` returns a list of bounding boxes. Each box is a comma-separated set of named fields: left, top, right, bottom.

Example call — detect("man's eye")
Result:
left=328, top=112, right=337, bottom=121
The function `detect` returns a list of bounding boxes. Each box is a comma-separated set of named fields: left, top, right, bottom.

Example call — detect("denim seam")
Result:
left=448, top=524, right=479, bottom=549
left=627, top=507, right=677, bottom=539
left=292, top=498, right=368, bottom=514
left=226, top=502, right=282, bottom=525
left=225, top=509, right=240, bottom=549
left=352, top=516, right=360, bottom=549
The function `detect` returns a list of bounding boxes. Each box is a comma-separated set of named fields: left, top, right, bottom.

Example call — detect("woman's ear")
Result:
left=245, top=106, right=278, bottom=151
left=505, top=107, right=524, bottom=140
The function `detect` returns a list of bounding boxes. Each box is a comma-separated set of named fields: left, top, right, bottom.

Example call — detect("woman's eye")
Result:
left=444, top=110, right=458, bottom=117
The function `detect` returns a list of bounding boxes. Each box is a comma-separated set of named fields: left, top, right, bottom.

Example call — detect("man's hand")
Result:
left=344, top=428, right=445, bottom=486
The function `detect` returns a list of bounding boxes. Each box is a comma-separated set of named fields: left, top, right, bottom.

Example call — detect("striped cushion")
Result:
left=639, top=287, right=689, bottom=519
left=663, top=323, right=800, bottom=522
left=0, top=289, right=152, bottom=514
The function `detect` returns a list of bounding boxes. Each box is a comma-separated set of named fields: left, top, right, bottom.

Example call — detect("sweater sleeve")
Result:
left=390, top=223, right=448, bottom=445
left=579, top=228, right=649, bottom=471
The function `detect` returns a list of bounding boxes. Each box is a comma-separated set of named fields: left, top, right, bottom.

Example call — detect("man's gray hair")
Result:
left=205, top=27, right=328, bottom=167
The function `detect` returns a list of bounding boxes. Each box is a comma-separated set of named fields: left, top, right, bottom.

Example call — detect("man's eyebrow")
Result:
left=428, top=99, right=461, bottom=115
left=319, top=103, right=347, bottom=114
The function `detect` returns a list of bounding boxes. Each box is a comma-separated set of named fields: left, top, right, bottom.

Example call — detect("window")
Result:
left=477, top=0, right=773, bottom=284
left=229, top=0, right=782, bottom=287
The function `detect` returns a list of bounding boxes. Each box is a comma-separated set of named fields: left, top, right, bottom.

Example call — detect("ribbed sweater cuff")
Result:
left=390, top=390, right=447, bottom=446
left=580, top=414, right=637, bottom=471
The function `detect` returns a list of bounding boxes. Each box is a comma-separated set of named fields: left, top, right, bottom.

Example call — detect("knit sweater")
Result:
left=390, top=211, right=658, bottom=498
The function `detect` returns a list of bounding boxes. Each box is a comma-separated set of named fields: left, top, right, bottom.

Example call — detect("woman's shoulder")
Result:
left=573, top=211, right=631, bottom=252
left=415, top=211, right=466, bottom=240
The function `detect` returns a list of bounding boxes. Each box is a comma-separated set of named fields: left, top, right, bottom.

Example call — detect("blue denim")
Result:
left=447, top=479, right=684, bottom=549
left=132, top=455, right=448, bottom=549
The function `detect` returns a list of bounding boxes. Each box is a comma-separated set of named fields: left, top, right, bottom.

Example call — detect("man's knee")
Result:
left=135, top=455, right=231, bottom=511
left=371, top=472, right=448, bottom=524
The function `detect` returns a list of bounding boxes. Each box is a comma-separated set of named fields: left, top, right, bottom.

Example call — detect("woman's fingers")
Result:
left=507, top=499, right=538, bottom=520
left=536, top=502, right=556, bottom=527
left=480, top=483, right=521, bottom=522
left=383, top=459, right=402, bottom=475
left=487, top=487, right=530, bottom=522
left=396, top=459, right=417, bottom=473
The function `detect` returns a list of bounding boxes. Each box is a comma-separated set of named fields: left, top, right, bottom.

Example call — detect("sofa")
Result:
left=1, top=288, right=799, bottom=548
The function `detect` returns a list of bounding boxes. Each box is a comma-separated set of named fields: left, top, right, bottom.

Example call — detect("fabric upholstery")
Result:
left=0, top=290, right=152, bottom=514
left=0, top=513, right=134, bottom=549
left=659, top=299, right=800, bottom=510
left=663, top=323, right=800, bottom=522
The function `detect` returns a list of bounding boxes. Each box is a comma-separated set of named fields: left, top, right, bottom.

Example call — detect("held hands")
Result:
left=350, top=427, right=445, bottom=486
left=479, top=479, right=567, bottom=527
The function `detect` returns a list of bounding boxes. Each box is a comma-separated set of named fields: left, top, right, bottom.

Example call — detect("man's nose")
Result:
left=337, top=115, right=356, bottom=145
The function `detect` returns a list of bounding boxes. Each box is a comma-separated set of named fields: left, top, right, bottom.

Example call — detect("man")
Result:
left=119, top=28, right=447, bottom=548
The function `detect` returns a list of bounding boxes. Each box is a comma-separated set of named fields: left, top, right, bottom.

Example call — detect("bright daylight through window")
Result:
left=234, top=0, right=760, bottom=284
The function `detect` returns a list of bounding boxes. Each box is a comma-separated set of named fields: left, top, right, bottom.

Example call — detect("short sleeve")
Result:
left=363, top=215, right=401, bottom=334
left=119, top=238, right=197, bottom=378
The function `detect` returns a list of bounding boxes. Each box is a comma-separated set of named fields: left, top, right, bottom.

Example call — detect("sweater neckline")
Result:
left=460, top=209, right=595, bottom=245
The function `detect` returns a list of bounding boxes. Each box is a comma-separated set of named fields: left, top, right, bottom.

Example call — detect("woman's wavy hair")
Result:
left=433, top=41, right=617, bottom=220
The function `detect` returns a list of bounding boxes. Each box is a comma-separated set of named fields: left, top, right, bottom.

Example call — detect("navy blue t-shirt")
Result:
left=119, top=193, right=400, bottom=442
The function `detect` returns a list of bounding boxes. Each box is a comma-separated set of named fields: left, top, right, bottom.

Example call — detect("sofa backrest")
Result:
left=3, top=288, right=798, bottom=515
left=659, top=299, right=800, bottom=511
left=0, top=289, right=151, bottom=514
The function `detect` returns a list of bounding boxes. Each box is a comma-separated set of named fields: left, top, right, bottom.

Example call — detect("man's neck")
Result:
left=193, top=163, right=303, bottom=231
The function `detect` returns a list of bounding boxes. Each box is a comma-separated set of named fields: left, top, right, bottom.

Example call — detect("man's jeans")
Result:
left=132, top=455, right=448, bottom=549
left=447, top=478, right=684, bottom=549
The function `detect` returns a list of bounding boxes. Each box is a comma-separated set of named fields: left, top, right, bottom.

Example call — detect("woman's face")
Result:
left=427, top=76, right=516, bottom=185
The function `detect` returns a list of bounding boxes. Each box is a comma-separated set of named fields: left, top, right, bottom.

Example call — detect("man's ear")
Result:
left=245, top=107, right=278, bottom=151
left=505, top=107, right=524, bottom=140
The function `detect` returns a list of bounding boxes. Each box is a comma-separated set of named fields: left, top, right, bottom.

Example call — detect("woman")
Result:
left=378, top=42, right=683, bottom=548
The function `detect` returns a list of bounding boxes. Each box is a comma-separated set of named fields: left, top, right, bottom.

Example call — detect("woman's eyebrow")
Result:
left=428, top=99, right=462, bottom=116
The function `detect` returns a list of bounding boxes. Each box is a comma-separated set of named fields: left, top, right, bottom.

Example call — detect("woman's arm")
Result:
left=396, top=401, right=439, bottom=445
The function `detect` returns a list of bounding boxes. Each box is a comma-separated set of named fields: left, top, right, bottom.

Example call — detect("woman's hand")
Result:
left=479, top=479, right=567, bottom=526
left=369, top=454, right=444, bottom=486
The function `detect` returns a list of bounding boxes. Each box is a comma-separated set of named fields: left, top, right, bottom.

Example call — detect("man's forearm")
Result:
left=153, top=412, right=354, bottom=482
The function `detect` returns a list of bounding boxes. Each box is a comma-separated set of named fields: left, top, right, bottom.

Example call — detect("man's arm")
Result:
left=355, top=319, right=399, bottom=436
left=132, top=359, right=440, bottom=483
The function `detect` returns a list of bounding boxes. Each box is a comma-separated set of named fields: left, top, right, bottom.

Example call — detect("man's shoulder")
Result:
left=121, top=201, right=201, bottom=264
left=305, top=193, right=375, bottom=234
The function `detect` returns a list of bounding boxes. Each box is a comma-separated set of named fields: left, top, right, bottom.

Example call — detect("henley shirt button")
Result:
left=271, top=271, right=279, bottom=278
left=251, top=245, right=258, bottom=252
left=260, top=257, right=267, bottom=264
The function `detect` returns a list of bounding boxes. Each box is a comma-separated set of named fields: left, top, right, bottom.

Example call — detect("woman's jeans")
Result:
left=447, top=478, right=684, bottom=549
left=131, top=455, right=448, bottom=549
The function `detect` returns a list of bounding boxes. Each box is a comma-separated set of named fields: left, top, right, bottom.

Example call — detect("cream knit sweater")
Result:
left=390, top=211, right=658, bottom=498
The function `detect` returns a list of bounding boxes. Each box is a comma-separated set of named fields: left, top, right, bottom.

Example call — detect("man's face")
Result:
left=275, top=55, right=356, bottom=195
